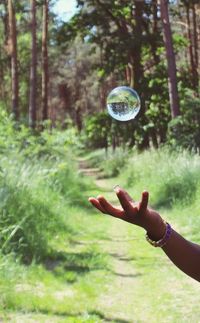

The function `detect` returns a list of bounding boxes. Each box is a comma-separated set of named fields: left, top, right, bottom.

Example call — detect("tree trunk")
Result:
left=3, top=0, right=9, bottom=46
left=125, top=62, right=134, bottom=88
left=29, top=0, right=37, bottom=128
left=131, top=0, right=143, bottom=91
left=8, top=0, right=19, bottom=120
left=160, top=0, right=180, bottom=118
left=142, top=0, right=160, bottom=66
left=0, top=1, right=8, bottom=102
left=192, top=2, right=198, bottom=70
left=191, top=2, right=199, bottom=93
left=186, top=3, right=198, bottom=90
left=75, top=107, right=82, bottom=131
left=151, top=128, right=158, bottom=148
left=152, top=0, right=160, bottom=65
left=42, top=0, right=49, bottom=121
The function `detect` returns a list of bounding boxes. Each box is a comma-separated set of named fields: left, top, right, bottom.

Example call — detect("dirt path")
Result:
left=79, top=161, right=145, bottom=322
left=95, top=220, right=144, bottom=323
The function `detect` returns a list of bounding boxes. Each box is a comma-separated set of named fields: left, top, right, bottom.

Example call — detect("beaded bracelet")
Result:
left=146, top=221, right=172, bottom=248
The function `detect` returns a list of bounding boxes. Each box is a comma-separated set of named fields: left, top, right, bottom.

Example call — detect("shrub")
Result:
left=99, top=149, right=130, bottom=178
left=122, top=148, right=200, bottom=208
left=0, top=159, right=63, bottom=262
left=0, top=112, right=89, bottom=261
left=168, top=89, right=200, bottom=152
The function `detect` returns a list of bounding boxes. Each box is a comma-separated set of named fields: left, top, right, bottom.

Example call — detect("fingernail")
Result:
left=113, top=185, right=121, bottom=192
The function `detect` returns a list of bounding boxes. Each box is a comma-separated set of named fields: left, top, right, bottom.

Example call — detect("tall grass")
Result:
left=82, top=148, right=130, bottom=177
left=122, top=148, right=200, bottom=208
left=0, top=151, right=91, bottom=262
left=90, top=147, right=200, bottom=208
left=0, top=113, right=90, bottom=262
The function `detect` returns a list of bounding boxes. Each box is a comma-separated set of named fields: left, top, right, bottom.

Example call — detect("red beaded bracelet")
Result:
left=146, top=221, right=172, bottom=247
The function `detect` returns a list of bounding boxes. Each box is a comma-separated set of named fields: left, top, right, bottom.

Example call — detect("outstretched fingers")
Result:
left=88, top=197, right=106, bottom=214
left=97, top=196, right=124, bottom=218
left=115, top=187, right=134, bottom=211
left=139, top=191, right=149, bottom=213
left=89, top=196, right=123, bottom=218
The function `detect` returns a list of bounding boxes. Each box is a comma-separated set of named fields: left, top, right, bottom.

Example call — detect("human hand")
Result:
left=89, top=186, right=165, bottom=239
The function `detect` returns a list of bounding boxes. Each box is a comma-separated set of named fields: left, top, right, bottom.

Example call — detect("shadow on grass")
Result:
left=68, top=236, right=109, bottom=245
left=89, top=310, right=132, bottom=323
left=69, top=237, right=140, bottom=247
left=11, top=308, right=132, bottom=323
left=118, top=256, right=136, bottom=262
left=44, top=249, right=107, bottom=283
left=112, top=271, right=142, bottom=278
left=109, top=253, right=136, bottom=261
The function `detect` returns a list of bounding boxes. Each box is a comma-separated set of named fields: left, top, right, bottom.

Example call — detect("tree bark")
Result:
left=192, top=2, right=198, bottom=70
left=42, top=0, right=49, bottom=121
left=152, top=0, right=160, bottom=65
left=29, top=0, right=37, bottom=128
left=186, top=3, right=198, bottom=90
left=0, top=1, right=8, bottom=102
left=8, top=0, right=19, bottom=120
left=131, top=0, right=143, bottom=91
left=160, top=0, right=180, bottom=118
left=3, top=0, right=9, bottom=46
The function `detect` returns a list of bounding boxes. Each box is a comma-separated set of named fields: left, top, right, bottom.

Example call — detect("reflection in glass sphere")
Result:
left=106, top=86, right=140, bottom=121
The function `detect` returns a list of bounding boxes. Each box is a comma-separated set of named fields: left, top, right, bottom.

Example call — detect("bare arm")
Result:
left=162, top=230, right=200, bottom=282
left=89, top=186, right=200, bottom=282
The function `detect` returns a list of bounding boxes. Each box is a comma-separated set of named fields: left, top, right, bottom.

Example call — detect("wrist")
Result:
left=146, top=221, right=172, bottom=247
left=143, top=211, right=166, bottom=241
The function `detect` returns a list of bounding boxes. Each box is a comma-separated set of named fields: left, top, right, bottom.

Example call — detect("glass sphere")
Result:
left=106, top=86, right=140, bottom=121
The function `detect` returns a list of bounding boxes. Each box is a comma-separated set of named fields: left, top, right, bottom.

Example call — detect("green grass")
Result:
left=0, top=205, right=111, bottom=322
left=0, top=149, right=92, bottom=262
left=1, top=146, right=200, bottom=322
left=123, top=224, right=200, bottom=322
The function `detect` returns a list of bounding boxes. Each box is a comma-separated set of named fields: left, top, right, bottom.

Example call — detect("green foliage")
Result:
left=1, top=147, right=200, bottom=320
left=0, top=111, right=89, bottom=262
left=168, top=89, right=200, bottom=152
left=83, top=111, right=140, bottom=151
left=1, top=0, right=199, bottom=152
left=98, top=149, right=130, bottom=178
left=0, top=161, right=61, bottom=262
left=57, top=1, right=200, bottom=152
left=83, top=112, right=111, bottom=149
left=51, top=36, right=102, bottom=129
left=121, top=148, right=200, bottom=208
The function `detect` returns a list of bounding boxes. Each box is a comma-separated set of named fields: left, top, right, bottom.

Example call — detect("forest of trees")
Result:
left=0, top=0, right=199, bottom=151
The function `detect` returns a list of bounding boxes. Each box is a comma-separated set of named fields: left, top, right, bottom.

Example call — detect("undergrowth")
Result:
left=0, top=111, right=90, bottom=262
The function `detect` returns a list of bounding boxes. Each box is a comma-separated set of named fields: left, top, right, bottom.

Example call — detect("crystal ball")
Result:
left=106, top=86, right=140, bottom=121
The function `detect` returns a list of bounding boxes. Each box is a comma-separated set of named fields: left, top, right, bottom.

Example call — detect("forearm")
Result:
left=162, top=229, right=200, bottom=282
left=144, top=210, right=200, bottom=282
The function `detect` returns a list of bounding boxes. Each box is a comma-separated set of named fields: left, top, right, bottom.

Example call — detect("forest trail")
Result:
left=94, top=219, right=144, bottom=323
left=4, top=159, right=200, bottom=322
left=79, top=160, right=146, bottom=322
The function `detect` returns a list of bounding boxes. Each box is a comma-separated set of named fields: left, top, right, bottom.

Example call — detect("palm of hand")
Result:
left=88, top=187, right=149, bottom=228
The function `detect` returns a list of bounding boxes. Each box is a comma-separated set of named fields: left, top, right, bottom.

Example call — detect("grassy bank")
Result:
left=0, top=204, right=111, bottom=322
left=1, top=143, right=200, bottom=321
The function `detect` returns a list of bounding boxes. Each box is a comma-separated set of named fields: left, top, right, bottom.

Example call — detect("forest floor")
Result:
left=1, top=161, right=200, bottom=322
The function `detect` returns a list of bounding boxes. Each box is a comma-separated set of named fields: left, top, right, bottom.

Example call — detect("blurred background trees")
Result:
left=0, top=0, right=199, bottom=150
